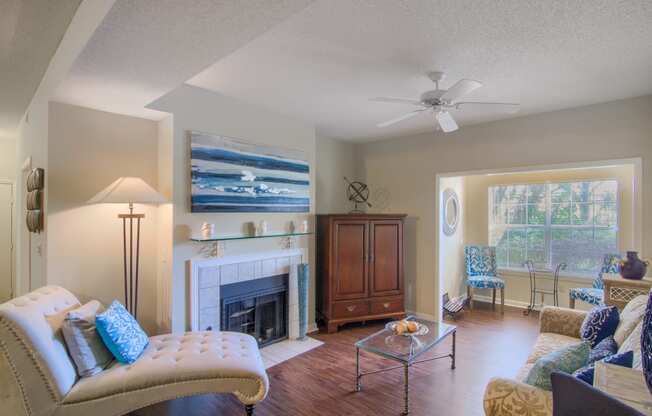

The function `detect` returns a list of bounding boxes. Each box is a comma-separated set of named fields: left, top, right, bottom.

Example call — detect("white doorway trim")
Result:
left=17, top=157, right=32, bottom=296
left=434, top=157, right=642, bottom=320
left=0, top=179, right=15, bottom=301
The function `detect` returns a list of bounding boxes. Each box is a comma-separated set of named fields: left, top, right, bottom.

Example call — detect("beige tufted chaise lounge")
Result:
left=0, top=286, right=269, bottom=416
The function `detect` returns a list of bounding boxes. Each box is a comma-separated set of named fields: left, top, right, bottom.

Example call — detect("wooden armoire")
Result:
left=316, top=214, right=406, bottom=333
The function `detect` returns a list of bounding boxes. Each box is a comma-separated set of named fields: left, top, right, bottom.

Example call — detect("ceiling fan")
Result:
left=371, top=71, right=519, bottom=132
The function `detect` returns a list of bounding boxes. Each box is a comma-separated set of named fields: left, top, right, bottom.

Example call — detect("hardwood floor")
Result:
left=133, top=303, right=539, bottom=416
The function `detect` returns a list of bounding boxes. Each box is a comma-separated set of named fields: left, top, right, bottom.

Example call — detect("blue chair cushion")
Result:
left=569, top=287, right=603, bottom=305
left=580, top=305, right=620, bottom=348
left=95, top=301, right=149, bottom=364
left=467, top=275, right=505, bottom=289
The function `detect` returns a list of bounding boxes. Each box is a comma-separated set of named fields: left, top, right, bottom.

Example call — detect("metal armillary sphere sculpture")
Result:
left=344, top=177, right=372, bottom=213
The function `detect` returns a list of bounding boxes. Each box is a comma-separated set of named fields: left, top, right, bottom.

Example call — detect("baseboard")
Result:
left=472, top=294, right=532, bottom=310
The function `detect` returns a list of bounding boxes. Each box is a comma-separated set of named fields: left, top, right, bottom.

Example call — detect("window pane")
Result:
left=527, top=204, right=546, bottom=225
left=595, top=202, right=617, bottom=226
left=572, top=202, right=593, bottom=225
left=593, top=181, right=617, bottom=202
left=493, top=205, right=507, bottom=224
left=528, top=250, right=547, bottom=268
left=509, top=228, right=526, bottom=248
left=571, top=182, right=592, bottom=202
left=503, top=185, right=527, bottom=203
left=507, top=204, right=526, bottom=224
left=551, top=203, right=570, bottom=224
left=527, top=184, right=546, bottom=204
left=527, top=229, right=545, bottom=251
left=551, top=183, right=571, bottom=203
left=595, top=228, right=617, bottom=244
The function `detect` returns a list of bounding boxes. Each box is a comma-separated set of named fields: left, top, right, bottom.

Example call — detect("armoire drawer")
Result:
left=369, top=296, right=404, bottom=315
left=332, top=300, right=369, bottom=318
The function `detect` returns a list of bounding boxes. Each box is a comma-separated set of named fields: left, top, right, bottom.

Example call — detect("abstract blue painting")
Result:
left=190, top=131, right=310, bottom=212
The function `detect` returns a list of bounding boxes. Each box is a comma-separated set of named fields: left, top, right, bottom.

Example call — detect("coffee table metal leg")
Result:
left=451, top=330, right=456, bottom=370
left=403, top=363, right=409, bottom=415
left=355, top=347, right=361, bottom=391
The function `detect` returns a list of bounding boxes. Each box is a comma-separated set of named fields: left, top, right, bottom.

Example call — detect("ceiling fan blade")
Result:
left=377, top=108, right=427, bottom=128
left=454, top=101, right=520, bottom=113
left=370, top=97, right=423, bottom=106
left=435, top=111, right=459, bottom=133
left=440, top=79, right=483, bottom=102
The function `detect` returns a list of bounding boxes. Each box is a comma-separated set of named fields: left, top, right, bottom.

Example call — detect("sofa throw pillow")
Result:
left=95, top=301, right=149, bottom=364
left=618, top=320, right=644, bottom=369
left=614, top=295, right=647, bottom=346
left=62, top=300, right=113, bottom=377
left=580, top=305, right=620, bottom=348
left=588, top=336, right=618, bottom=364
left=525, top=341, right=591, bottom=391
left=574, top=350, right=634, bottom=385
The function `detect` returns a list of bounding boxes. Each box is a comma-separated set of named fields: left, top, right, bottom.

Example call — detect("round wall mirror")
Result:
left=442, top=188, right=460, bottom=236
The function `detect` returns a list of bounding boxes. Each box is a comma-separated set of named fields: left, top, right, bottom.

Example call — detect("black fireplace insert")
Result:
left=220, top=274, right=288, bottom=347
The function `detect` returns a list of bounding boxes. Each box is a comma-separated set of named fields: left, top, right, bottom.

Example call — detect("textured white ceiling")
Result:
left=0, top=0, right=80, bottom=136
left=188, top=0, right=652, bottom=141
left=53, top=0, right=314, bottom=120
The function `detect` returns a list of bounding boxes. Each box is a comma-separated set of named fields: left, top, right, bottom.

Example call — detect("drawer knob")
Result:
left=383, top=302, right=390, bottom=308
left=346, top=305, right=357, bottom=312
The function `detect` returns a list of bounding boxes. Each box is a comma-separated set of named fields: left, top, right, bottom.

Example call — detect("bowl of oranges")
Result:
left=386, top=318, right=429, bottom=337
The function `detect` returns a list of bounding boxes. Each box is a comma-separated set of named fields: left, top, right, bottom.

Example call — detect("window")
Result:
left=489, top=180, right=618, bottom=275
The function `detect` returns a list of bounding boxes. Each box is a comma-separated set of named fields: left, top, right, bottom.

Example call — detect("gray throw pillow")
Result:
left=62, top=300, right=113, bottom=377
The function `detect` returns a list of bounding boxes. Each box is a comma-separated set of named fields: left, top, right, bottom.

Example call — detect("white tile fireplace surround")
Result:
left=188, top=249, right=309, bottom=340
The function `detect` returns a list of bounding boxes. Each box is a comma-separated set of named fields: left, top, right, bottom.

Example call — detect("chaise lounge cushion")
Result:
left=64, top=331, right=268, bottom=406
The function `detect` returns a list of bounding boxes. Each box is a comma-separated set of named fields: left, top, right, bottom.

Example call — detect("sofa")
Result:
left=483, top=295, right=648, bottom=416
left=0, top=286, right=269, bottom=416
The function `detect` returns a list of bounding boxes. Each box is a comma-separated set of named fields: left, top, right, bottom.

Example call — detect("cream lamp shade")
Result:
left=87, top=177, right=166, bottom=205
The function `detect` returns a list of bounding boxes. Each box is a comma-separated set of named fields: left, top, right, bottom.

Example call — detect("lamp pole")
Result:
left=118, top=202, right=145, bottom=318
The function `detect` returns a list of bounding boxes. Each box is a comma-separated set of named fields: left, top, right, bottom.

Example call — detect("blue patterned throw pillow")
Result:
left=525, top=341, right=590, bottom=391
left=580, top=305, right=620, bottom=348
left=588, top=336, right=618, bottom=364
left=95, top=301, right=149, bottom=364
left=574, top=350, right=634, bottom=385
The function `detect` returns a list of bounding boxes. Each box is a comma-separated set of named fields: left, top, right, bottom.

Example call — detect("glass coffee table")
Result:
left=354, top=317, right=456, bottom=415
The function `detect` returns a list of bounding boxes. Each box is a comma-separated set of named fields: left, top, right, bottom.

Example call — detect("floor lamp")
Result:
left=88, top=177, right=165, bottom=319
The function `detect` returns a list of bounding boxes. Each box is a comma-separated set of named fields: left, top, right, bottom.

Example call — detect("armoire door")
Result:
left=332, top=220, right=368, bottom=300
left=369, top=220, right=403, bottom=297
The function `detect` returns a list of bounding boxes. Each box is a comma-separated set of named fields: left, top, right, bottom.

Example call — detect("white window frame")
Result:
left=489, top=179, right=620, bottom=277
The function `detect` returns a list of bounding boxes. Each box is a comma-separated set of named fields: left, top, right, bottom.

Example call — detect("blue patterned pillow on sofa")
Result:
left=96, top=301, right=149, bottom=364
left=580, top=305, right=620, bottom=348
left=574, top=350, right=634, bottom=385
left=588, top=336, right=618, bottom=364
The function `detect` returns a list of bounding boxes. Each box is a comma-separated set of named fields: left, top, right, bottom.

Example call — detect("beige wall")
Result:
left=149, top=85, right=318, bottom=333
left=0, top=138, right=16, bottom=180
left=47, top=102, right=160, bottom=333
left=356, top=95, right=652, bottom=319
left=315, top=135, right=356, bottom=214
left=460, top=164, right=636, bottom=310
left=12, top=1, right=113, bottom=297
left=438, top=177, right=466, bottom=306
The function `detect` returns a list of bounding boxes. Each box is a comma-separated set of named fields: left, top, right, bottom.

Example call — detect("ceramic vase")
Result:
left=298, top=263, right=309, bottom=340
left=621, top=251, right=648, bottom=280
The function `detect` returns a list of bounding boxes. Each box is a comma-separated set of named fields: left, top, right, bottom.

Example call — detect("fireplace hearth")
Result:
left=219, top=274, right=288, bottom=347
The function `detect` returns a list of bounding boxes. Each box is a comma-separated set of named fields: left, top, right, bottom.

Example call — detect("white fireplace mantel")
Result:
left=188, top=249, right=305, bottom=339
